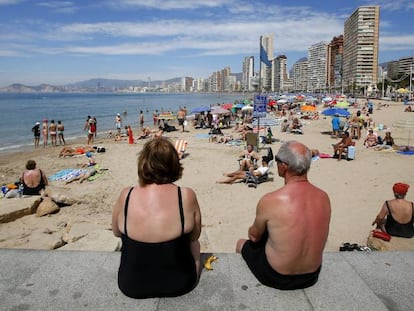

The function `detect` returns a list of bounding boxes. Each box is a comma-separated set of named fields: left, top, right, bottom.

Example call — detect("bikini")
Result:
left=385, top=201, right=414, bottom=238
left=117, top=187, right=197, bottom=298
left=241, top=230, right=321, bottom=290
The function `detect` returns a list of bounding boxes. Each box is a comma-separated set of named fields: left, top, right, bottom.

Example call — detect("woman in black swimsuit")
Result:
left=372, top=182, right=414, bottom=238
left=112, top=138, right=202, bottom=298
left=21, top=160, right=48, bottom=195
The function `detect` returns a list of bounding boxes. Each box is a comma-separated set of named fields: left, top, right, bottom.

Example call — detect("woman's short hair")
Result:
left=25, top=160, right=36, bottom=170
left=276, top=140, right=311, bottom=175
left=138, top=138, right=183, bottom=185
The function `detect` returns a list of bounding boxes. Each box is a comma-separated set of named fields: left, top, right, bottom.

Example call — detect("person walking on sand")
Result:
left=236, top=140, right=331, bottom=290
left=177, top=107, right=187, bottom=132
left=57, top=120, right=65, bottom=145
left=32, top=122, right=41, bottom=148
left=42, top=119, right=48, bottom=148
left=49, top=120, right=57, bottom=147
left=139, top=110, right=144, bottom=129
left=115, top=113, right=122, bottom=134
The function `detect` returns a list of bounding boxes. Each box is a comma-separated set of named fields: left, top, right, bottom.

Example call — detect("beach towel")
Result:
left=397, top=150, right=414, bottom=155
left=87, top=165, right=106, bottom=181
left=194, top=133, right=210, bottom=139
left=49, top=169, right=85, bottom=181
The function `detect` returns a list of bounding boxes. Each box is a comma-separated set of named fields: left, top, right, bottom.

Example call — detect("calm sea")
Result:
left=0, top=92, right=245, bottom=153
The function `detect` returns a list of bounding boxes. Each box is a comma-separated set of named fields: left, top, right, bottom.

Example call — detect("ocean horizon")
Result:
left=0, top=92, right=247, bottom=153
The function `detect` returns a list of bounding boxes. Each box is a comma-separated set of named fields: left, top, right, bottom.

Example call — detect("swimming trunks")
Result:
left=118, top=187, right=197, bottom=298
left=178, top=118, right=185, bottom=126
left=385, top=201, right=414, bottom=238
left=22, top=170, right=46, bottom=195
left=241, top=230, right=321, bottom=290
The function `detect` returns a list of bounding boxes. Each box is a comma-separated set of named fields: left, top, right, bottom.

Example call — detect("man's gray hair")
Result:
left=276, top=141, right=311, bottom=175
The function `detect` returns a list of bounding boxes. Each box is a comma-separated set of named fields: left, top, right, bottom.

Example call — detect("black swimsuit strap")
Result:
left=178, top=186, right=185, bottom=235
left=385, top=201, right=391, bottom=215
left=123, top=187, right=134, bottom=237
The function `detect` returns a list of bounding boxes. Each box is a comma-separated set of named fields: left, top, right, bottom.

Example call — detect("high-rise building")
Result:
left=343, top=6, right=380, bottom=95
left=292, top=58, right=308, bottom=92
left=307, top=41, right=328, bottom=93
left=327, top=35, right=344, bottom=92
left=242, top=56, right=255, bottom=92
left=260, top=34, right=274, bottom=92
left=272, top=55, right=288, bottom=93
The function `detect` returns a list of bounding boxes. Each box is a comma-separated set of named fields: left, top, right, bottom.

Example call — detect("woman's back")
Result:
left=116, top=184, right=198, bottom=298
left=385, top=199, right=414, bottom=238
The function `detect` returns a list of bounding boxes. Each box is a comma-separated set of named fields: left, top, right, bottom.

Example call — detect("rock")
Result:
left=36, top=197, right=59, bottom=217
left=13, top=229, right=65, bottom=250
left=43, top=185, right=83, bottom=206
left=63, top=222, right=110, bottom=243
left=0, top=196, right=41, bottom=223
left=58, top=229, right=121, bottom=251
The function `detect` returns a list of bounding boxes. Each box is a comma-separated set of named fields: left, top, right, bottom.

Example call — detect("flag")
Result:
left=260, top=43, right=271, bottom=67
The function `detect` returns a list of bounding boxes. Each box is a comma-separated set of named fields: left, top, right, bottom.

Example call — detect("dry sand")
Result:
left=0, top=99, right=413, bottom=252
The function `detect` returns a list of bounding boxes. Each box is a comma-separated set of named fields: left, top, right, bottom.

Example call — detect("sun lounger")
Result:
left=175, top=140, right=188, bottom=159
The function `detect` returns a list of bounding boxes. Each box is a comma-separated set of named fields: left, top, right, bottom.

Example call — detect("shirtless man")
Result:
left=49, top=120, right=57, bottom=147
left=239, top=144, right=260, bottom=171
left=57, top=120, right=65, bottom=145
left=236, top=141, right=331, bottom=290
left=177, top=108, right=186, bottom=132
left=332, top=131, right=353, bottom=161
left=217, top=157, right=269, bottom=184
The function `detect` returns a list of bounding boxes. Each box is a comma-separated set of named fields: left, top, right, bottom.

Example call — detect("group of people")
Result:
left=32, top=119, right=65, bottom=148
left=111, top=138, right=332, bottom=297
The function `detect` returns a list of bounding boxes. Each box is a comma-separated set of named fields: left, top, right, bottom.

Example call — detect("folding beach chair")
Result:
left=174, top=140, right=188, bottom=159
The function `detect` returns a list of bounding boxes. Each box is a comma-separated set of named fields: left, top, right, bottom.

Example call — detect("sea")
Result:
left=0, top=92, right=247, bottom=153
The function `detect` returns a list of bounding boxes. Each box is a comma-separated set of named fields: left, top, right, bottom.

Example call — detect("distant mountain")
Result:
left=0, top=77, right=185, bottom=93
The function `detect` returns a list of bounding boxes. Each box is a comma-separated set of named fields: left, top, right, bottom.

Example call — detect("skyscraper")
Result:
left=260, top=34, right=274, bottom=92
left=307, top=41, right=328, bottom=93
left=327, top=35, right=344, bottom=92
left=242, top=56, right=255, bottom=92
left=343, top=6, right=380, bottom=95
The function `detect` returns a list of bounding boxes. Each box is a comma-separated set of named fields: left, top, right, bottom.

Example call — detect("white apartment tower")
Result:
left=307, top=41, right=328, bottom=93
left=242, top=56, right=255, bottom=92
left=260, top=34, right=274, bottom=92
left=293, top=58, right=309, bottom=92
left=343, top=6, right=380, bottom=94
left=272, top=55, right=288, bottom=93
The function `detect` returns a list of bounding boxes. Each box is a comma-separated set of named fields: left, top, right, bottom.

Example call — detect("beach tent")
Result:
left=211, top=106, right=230, bottom=115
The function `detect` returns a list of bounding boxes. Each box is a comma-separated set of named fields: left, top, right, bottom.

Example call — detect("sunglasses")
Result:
left=274, top=155, right=285, bottom=164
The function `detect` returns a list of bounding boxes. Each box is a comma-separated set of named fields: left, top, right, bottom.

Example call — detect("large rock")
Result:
left=36, top=197, right=59, bottom=217
left=0, top=196, right=41, bottom=223
left=62, top=222, right=110, bottom=243
left=12, top=228, right=65, bottom=250
left=43, top=185, right=84, bottom=206
left=58, top=229, right=121, bottom=251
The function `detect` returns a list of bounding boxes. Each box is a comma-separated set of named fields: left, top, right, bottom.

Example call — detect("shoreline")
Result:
left=1, top=99, right=414, bottom=252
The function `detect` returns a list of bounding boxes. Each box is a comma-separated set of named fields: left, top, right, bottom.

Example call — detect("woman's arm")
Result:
left=112, top=188, right=128, bottom=237
left=372, top=202, right=388, bottom=228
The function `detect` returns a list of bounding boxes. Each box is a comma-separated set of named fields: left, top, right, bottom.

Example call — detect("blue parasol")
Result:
left=322, top=108, right=350, bottom=117
left=191, top=106, right=211, bottom=114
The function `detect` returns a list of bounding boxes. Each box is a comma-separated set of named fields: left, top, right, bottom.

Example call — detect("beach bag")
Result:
left=347, top=146, right=355, bottom=160
left=372, top=230, right=391, bottom=242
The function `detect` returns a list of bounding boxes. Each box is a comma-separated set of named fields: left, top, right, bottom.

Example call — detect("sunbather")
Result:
left=58, top=146, right=95, bottom=157
left=65, top=165, right=102, bottom=184
left=217, top=157, right=269, bottom=184
left=239, top=144, right=260, bottom=170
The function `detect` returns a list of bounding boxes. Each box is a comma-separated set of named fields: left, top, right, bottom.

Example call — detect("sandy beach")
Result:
left=0, top=99, right=413, bottom=252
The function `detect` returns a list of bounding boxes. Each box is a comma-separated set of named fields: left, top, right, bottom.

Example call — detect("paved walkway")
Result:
left=1, top=249, right=413, bottom=310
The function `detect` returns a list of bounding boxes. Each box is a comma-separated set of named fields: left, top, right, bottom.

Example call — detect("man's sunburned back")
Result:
left=261, top=181, right=330, bottom=275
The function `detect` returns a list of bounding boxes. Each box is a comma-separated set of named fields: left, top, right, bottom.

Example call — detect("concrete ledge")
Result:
left=0, top=250, right=413, bottom=310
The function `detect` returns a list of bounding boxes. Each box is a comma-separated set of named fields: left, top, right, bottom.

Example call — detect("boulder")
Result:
left=0, top=196, right=41, bottom=223
left=36, top=197, right=59, bottom=217
left=58, top=229, right=121, bottom=251
left=63, top=222, right=110, bottom=243
left=13, top=229, right=65, bottom=250
left=43, top=185, right=83, bottom=206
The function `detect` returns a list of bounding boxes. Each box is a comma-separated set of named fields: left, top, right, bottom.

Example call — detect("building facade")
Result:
left=272, top=55, right=288, bottom=93
left=242, top=56, right=255, bottom=92
left=292, top=58, right=308, bottom=92
left=343, top=6, right=380, bottom=95
left=327, top=35, right=344, bottom=93
left=307, top=41, right=328, bottom=93
left=260, top=34, right=274, bottom=92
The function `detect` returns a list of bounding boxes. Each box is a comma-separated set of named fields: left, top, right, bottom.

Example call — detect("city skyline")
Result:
left=0, top=0, right=413, bottom=87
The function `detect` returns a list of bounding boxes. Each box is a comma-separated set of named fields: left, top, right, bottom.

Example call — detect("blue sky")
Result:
left=0, top=0, right=413, bottom=87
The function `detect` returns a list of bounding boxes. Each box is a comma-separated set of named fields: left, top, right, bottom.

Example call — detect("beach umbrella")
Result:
left=221, top=103, right=233, bottom=109
left=241, top=105, right=253, bottom=112
left=191, top=106, right=210, bottom=114
left=393, top=118, right=414, bottom=147
left=157, top=113, right=175, bottom=120
left=300, top=105, right=316, bottom=112
left=277, top=99, right=288, bottom=104
left=322, top=97, right=332, bottom=102
left=252, top=118, right=279, bottom=127
left=397, top=88, right=409, bottom=94
left=322, top=107, right=350, bottom=117
left=211, top=106, right=230, bottom=114
left=233, top=103, right=245, bottom=109
left=336, top=101, right=349, bottom=107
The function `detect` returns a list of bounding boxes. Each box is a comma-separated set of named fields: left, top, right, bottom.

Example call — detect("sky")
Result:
left=0, top=0, right=413, bottom=87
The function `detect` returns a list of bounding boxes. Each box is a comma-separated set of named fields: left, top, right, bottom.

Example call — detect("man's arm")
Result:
left=248, top=199, right=267, bottom=242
